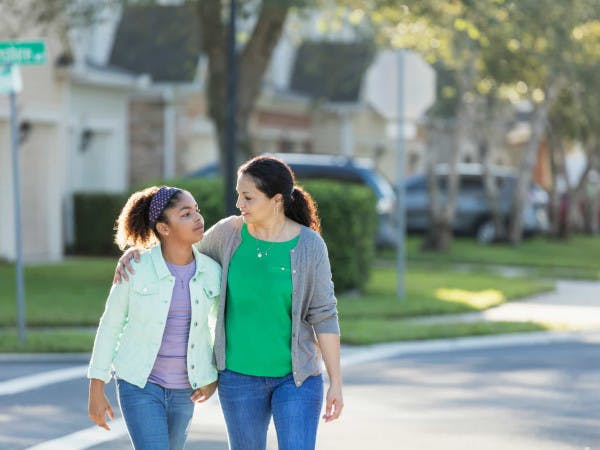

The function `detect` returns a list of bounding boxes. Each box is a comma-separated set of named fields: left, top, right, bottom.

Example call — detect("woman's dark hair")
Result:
left=114, top=186, right=184, bottom=250
left=238, top=156, right=321, bottom=233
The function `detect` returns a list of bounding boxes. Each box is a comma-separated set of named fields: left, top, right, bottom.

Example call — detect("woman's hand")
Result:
left=113, top=247, right=141, bottom=284
left=190, top=380, right=218, bottom=403
left=88, top=380, right=114, bottom=430
left=323, top=383, right=343, bottom=422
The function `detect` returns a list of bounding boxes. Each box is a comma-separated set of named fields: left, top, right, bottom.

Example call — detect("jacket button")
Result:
left=191, top=344, right=195, bottom=349
left=194, top=321, right=198, bottom=327
left=191, top=365, right=195, bottom=369
left=193, top=383, right=197, bottom=388
left=195, top=299, right=199, bottom=304
left=292, top=270, right=296, bottom=274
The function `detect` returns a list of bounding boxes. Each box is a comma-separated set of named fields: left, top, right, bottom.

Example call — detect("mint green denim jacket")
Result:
left=87, top=244, right=221, bottom=389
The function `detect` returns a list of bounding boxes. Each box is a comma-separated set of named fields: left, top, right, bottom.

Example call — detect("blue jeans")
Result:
left=218, top=369, right=323, bottom=450
left=116, top=378, right=194, bottom=450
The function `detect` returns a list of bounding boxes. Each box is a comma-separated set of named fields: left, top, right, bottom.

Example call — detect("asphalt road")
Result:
left=2, top=334, right=600, bottom=450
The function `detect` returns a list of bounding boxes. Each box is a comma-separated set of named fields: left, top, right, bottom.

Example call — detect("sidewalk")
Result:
left=406, top=279, right=600, bottom=329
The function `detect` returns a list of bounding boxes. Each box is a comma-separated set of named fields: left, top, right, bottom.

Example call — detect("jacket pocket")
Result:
left=131, top=281, right=159, bottom=296
left=202, top=284, right=220, bottom=301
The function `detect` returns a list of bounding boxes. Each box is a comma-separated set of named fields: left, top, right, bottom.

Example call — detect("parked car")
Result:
left=404, top=163, right=549, bottom=243
left=186, top=153, right=398, bottom=247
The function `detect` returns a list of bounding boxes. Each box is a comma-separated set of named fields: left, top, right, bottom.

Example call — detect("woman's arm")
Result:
left=306, top=239, right=343, bottom=421
left=317, top=333, right=343, bottom=422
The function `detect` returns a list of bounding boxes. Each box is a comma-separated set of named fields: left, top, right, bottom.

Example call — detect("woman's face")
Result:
left=160, top=191, right=205, bottom=244
left=236, top=173, right=279, bottom=225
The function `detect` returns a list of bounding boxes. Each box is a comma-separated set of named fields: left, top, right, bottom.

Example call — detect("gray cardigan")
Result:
left=196, top=215, right=339, bottom=387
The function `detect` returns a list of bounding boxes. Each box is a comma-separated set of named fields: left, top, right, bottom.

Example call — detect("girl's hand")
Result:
left=113, top=248, right=141, bottom=284
left=190, top=380, right=218, bottom=403
left=323, top=383, right=343, bottom=422
left=88, top=382, right=114, bottom=430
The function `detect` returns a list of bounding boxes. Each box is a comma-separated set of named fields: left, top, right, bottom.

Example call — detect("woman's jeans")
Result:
left=218, top=369, right=323, bottom=450
left=116, top=378, right=194, bottom=450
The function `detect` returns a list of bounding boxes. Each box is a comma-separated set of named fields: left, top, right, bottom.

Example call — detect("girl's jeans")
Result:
left=116, top=378, right=194, bottom=450
left=218, top=369, right=323, bottom=450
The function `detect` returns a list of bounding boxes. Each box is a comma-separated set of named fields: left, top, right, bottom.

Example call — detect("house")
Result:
left=0, top=13, right=138, bottom=262
left=0, top=3, right=436, bottom=263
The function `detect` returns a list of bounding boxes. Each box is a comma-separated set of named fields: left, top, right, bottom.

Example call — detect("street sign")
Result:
left=0, top=65, right=22, bottom=94
left=0, top=41, right=46, bottom=65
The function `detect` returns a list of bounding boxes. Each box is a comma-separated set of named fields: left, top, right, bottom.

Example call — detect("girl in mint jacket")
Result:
left=87, top=186, right=221, bottom=450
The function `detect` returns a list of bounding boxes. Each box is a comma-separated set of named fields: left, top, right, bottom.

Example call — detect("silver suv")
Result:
left=404, top=164, right=549, bottom=242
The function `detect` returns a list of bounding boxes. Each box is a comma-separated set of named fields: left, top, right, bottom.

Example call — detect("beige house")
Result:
left=0, top=21, right=138, bottom=262
left=0, top=4, right=436, bottom=262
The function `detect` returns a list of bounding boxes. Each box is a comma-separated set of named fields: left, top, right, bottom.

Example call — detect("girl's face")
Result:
left=235, top=173, right=280, bottom=225
left=159, top=191, right=204, bottom=244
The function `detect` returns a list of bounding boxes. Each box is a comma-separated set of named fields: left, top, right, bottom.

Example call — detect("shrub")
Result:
left=72, top=193, right=127, bottom=256
left=72, top=178, right=377, bottom=291
left=302, top=180, right=377, bottom=292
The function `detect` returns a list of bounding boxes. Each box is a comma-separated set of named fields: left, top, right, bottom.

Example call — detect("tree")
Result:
left=353, top=0, right=600, bottom=246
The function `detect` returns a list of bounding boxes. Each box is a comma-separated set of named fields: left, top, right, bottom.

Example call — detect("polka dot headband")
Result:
left=148, top=186, right=181, bottom=226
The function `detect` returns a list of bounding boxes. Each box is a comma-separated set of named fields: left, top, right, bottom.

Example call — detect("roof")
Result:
left=289, top=41, right=374, bottom=103
left=109, top=4, right=202, bottom=83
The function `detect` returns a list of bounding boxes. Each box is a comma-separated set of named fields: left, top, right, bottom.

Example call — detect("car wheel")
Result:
left=476, top=220, right=496, bottom=244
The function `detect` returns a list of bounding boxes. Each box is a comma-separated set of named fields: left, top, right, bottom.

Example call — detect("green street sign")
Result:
left=0, top=41, right=46, bottom=65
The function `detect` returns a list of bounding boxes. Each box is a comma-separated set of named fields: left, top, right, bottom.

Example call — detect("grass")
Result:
left=0, top=255, right=557, bottom=351
left=340, top=320, right=552, bottom=345
left=338, top=267, right=554, bottom=320
left=0, top=258, right=115, bottom=327
left=378, top=235, right=600, bottom=279
left=0, top=329, right=95, bottom=353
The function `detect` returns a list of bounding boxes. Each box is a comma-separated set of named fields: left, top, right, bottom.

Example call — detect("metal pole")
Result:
left=9, top=67, right=26, bottom=342
left=225, top=0, right=238, bottom=215
left=396, top=50, right=406, bottom=299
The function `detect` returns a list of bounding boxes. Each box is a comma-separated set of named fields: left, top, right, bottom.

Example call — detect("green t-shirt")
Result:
left=225, top=223, right=300, bottom=376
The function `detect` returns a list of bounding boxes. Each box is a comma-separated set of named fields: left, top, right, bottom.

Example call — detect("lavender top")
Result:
left=148, top=259, right=196, bottom=389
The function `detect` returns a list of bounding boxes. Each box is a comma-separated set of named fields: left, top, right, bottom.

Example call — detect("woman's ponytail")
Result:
left=284, top=186, right=321, bottom=233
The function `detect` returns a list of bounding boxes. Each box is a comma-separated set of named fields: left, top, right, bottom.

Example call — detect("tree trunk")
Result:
left=546, top=125, right=565, bottom=239
left=197, top=1, right=289, bottom=167
left=237, top=4, right=289, bottom=160
left=421, top=117, right=461, bottom=252
left=508, top=81, right=559, bottom=245
left=478, top=94, right=507, bottom=242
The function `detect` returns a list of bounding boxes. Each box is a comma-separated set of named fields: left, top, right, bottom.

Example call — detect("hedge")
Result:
left=72, top=178, right=377, bottom=292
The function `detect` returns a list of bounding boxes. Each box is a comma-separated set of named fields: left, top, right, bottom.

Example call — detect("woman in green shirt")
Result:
left=117, top=156, right=343, bottom=450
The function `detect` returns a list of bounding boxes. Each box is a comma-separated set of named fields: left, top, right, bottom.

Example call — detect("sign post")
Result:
left=0, top=41, right=46, bottom=343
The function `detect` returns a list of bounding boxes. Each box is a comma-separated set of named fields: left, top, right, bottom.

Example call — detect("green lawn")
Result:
left=0, top=258, right=115, bottom=327
left=378, top=235, right=600, bottom=279
left=338, top=267, right=553, bottom=320
left=0, top=256, right=557, bottom=351
left=340, top=320, right=551, bottom=345
left=0, top=329, right=95, bottom=353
